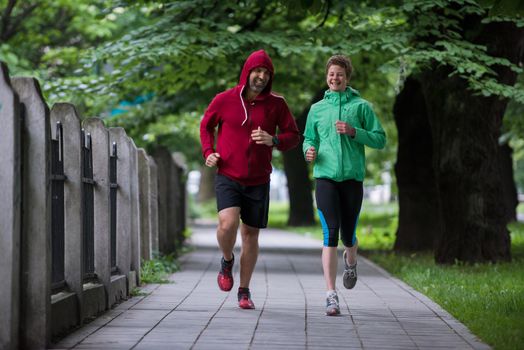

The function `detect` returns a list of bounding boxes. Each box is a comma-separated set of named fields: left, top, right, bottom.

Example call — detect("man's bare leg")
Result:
left=217, top=207, right=240, bottom=261
left=239, top=223, right=260, bottom=288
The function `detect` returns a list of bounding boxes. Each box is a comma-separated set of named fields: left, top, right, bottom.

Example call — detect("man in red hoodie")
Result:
left=200, top=49, right=300, bottom=309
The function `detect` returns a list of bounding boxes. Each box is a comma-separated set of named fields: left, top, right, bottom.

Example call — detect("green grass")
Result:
left=140, top=253, right=180, bottom=284
left=367, top=255, right=524, bottom=350
left=268, top=201, right=524, bottom=350
left=191, top=199, right=217, bottom=219
left=367, top=223, right=524, bottom=350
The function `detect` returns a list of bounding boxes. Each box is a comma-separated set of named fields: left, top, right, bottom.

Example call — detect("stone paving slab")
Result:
left=51, top=222, right=491, bottom=350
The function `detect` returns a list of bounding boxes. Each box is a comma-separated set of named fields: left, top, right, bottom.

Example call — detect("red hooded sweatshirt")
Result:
left=200, top=49, right=300, bottom=186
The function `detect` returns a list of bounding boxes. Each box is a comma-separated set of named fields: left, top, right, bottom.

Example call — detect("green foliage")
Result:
left=0, top=0, right=119, bottom=74
left=357, top=202, right=398, bottom=250
left=192, top=199, right=218, bottom=220
left=50, top=0, right=522, bottom=170
left=140, top=253, right=180, bottom=284
left=509, top=221, right=524, bottom=258
left=478, top=0, right=524, bottom=17
left=501, top=74, right=524, bottom=191
left=3, top=0, right=523, bottom=180
left=394, top=0, right=524, bottom=104
left=129, top=287, right=150, bottom=297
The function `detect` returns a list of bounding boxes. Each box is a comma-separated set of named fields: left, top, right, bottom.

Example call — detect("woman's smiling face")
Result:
left=326, top=64, right=347, bottom=92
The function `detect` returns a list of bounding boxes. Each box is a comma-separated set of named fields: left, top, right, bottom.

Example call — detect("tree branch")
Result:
left=239, top=6, right=264, bottom=32
left=1, top=2, right=38, bottom=42
left=315, top=0, right=332, bottom=30
left=1, top=0, right=17, bottom=41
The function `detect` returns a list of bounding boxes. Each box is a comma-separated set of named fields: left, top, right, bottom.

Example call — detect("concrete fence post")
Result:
left=148, top=157, right=159, bottom=255
left=138, top=149, right=152, bottom=261
left=108, top=127, right=132, bottom=293
left=128, top=137, right=141, bottom=288
left=152, top=146, right=177, bottom=254
left=49, top=103, right=83, bottom=335
left=12, top=76, right=52, bottom=350
left=82, top=118, right=112, bottom=312
left=0, top=62, right=21, bottom=350
left=172, top=154, right=187, bottom=246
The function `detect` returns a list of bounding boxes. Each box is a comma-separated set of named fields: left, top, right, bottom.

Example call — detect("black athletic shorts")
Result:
left=315, top=178, right=363, bottom=247
left=215, top=173, right=270, bottom=229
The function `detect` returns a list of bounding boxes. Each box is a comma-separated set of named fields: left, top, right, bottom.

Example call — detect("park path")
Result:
left=51, top=221, right=490, bottom=350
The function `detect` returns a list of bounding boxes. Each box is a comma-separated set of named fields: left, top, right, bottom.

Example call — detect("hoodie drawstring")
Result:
left=240, top=85, right=249, bottom=126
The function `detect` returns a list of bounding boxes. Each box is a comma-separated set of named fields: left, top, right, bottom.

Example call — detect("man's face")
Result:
left=326, top=64, right=347, bottom=92
left=248, top=67, right=270, bottom=94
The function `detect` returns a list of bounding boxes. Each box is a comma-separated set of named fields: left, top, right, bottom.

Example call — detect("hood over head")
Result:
left=238, top=49, right=274, bottom=95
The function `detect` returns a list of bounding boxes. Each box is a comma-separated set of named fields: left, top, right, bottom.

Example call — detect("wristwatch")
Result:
left=272, top=135, right=279, bottom=146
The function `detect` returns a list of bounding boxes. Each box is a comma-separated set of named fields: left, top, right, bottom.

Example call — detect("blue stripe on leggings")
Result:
left=351, top=212, right=360, bottom=246
left=317, top=209, right=329, bottom=247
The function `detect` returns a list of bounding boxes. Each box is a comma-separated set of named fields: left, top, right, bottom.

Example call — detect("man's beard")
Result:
left=250, top=79, right=267, bottom=93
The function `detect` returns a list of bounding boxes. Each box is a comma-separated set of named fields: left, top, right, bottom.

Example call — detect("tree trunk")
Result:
left=282, top=89, right=325, bottom=226
left=393, top=77, right=440, bottom=251
left=420, top=22, right=523, bottom=263
left=498, top=143, right=518, bottom=224
left=423, top=71, right=510, bottom=263
left=197, top=165, right=215, bottom=202
left=283, top=146, right=315, bottom=226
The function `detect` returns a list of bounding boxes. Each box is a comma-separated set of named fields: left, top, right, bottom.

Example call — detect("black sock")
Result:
left=223, top=253, right=234, bottom=264
left=238, top=287, right=250, bottom=294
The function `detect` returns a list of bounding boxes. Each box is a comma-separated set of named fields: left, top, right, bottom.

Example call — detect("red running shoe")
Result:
left=217, top=255, right=234, bottom=291
left=238, top=287, right=255, bottom=309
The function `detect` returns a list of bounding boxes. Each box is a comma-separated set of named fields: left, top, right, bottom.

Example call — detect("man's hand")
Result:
left=305, top=146, right=316, bottom=162
left=335, top=120, right=356, bottom=137
left=251, top=126, right=274, bottom=146
left=205, top=152, right=220, bottom=167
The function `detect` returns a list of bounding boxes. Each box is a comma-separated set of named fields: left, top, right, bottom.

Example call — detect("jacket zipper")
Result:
left=337, top=91, right=342, bottom=179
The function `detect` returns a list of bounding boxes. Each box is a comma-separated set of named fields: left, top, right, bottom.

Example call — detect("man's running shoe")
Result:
left=343, top=250, right=357, bottom=289
left=217, top=255, right=234, bottom=291
left=238, top=287, right=255, bottom=309
left=325, top=291, right=340, bottom=316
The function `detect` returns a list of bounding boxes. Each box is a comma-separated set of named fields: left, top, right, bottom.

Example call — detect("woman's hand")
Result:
left=335, top=120, right=356, bottom=137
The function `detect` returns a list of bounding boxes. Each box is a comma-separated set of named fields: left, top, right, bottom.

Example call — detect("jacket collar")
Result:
left=324, top=87, right=360, bottom=104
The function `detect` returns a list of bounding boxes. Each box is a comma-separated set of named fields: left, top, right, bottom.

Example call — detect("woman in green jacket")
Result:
left=303, top=55, right=386, bottom=316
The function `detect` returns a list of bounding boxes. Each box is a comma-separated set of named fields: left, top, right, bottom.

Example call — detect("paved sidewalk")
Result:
left=52, top=222, right=490, bottom=350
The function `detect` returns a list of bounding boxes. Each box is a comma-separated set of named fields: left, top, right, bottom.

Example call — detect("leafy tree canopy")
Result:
left=1, top=0, right=523, bottom=170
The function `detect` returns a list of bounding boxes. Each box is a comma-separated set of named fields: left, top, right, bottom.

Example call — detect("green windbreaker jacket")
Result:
left=302, top=87, right=386, bottom=182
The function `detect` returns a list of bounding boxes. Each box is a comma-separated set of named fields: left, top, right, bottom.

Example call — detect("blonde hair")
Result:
left=326, top=55, right=353, bottom=80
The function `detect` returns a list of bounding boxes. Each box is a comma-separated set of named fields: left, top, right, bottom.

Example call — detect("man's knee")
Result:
left=218, top=219, right=238, bottom=234
left=241, top=224, right=259, bottom=241
left=218, top=207, right=240, bottom=233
